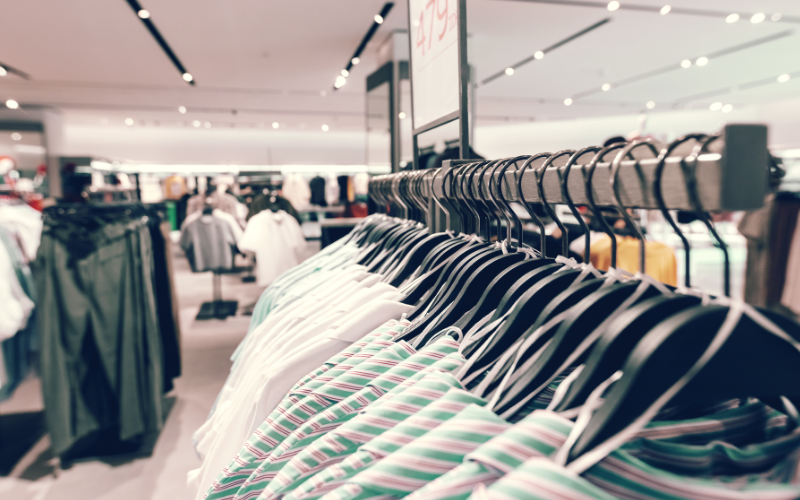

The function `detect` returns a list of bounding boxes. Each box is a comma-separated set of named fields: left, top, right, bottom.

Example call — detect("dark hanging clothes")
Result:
left=247, top=193, right=302, bottom=225
left=309, top=176, right=327, bottom=207
left=337, top=176, right=350, bottom=204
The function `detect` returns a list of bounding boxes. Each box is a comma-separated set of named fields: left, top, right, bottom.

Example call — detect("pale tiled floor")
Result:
left=0, top=242, right=320, bottom=500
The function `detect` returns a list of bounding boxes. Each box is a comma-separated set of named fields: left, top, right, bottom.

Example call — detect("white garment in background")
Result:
left=282, top=173, right=311, bottom=209
left=782, top=222, right=800, bottom=315
left=353, top=172, right=370, bottom=196
left=0, top=244, right=34, bottom=341
left=0, top=203, right=43, bottom=262
left=326, top=174, right=340, bottom=206
left=182, top=208, right=244, bottom=243
left=239, top=210, right=306, bottom=286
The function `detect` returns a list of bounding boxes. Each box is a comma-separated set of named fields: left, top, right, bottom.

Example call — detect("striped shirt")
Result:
left=228, top=337, right=465, bottom=500
left=286, top=377, right=484, bottom=500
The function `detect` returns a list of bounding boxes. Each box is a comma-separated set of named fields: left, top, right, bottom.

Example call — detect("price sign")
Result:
left=408, top=0, right=461, bottom=132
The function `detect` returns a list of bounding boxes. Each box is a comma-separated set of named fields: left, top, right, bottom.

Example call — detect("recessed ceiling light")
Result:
left=646, top=101, right=656, bottom=109
left=204, top=121, right=211, bottom=128
left=398, top=112, right=407, bottom=119
left=374, top=14, right=384, bottom=24
left=778, top=73, right=791, bottom=83
left=660, top=5, right=671, bottom=15
left=726, top=13, right=740, bottom=23
left=751, top=13, right=765, bottom=23
left=680, top=59, right=692, bottom=68
left=505, top=67, right=515, bottom=76
left=721, top=104, right=733, bottom=113
left=321, top=124, right=329, bottom=132
left=696, top=56, right=709, bottom=67
left=772, top=13, right=782, bottom=21
left=138, top=9, right=150, bottom=19
left=709, top=102, right=723, bottom=111
left=182, top=72, right=193, bottom=82
left=11, top=133, right=21, bottom=141
left=534, top=51, right=544, bottom=60
left=564, top=98, right=573, bottom=106
left=179, top=106, right=187, bottom=114
left=320, top=90, right=327, bottom=97
left=341, top=69, right=350, bottom=77
left=0, top=67, right=7, bottom=77
left=601, top=83, right=611, bottom=91
left=193, top=120, right=201, bottom=128
left=607, top=1, right=620, bottom=12
left=5, top=99, right=18, bottom=109
left=351, top=57, right=360, bottom=65
left=125, top=117, right=134, bottom=126
left=272, top=122, right=280, bottom=129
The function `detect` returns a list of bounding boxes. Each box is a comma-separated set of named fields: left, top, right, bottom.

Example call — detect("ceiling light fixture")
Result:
left=138, top=9, right=150, bottom=19
left=751, top=13, right=765, bottom=23
left=681, top=59, right=692, bottom=68
left=341, top=69, right=349, bottom=77
left=178, top=106, right=187, bottom=114
left=0, top=67, right=6, bottom=77
left=398, top=112, right=407, bottom=119
left=772, top=13, right=782, bottom=21
left=564, top=98, right=573, bottom=106
left=534, top=51, right=544, bottom=60
left=182, top=72, right=193, bottom=82
left=193, top=120, right=201, bottom=128
left=272, top=122, right=280, bottom=129
left=646, top=101, right=656, bottom=109
left=721, top=104, right=733, bottom=113
left=505, top=67, right=515, bottom=76
left=726, top=13, right=740, bottom=23
left=335, top=75, right=347, bottom=88
left=5, top=99, right=18, bottom=109
left=602, top=83, right=611, bottom=91
left=778, top=73, right=791, bottom=83
left=11, top=133, right=22, bottom=141
left=125, top=117, right=134, bottom=126
left=660, top=5, right=671, bottom=15
left=709, top=102, right=723, bottom=111
left=374, top=14, right=384, bottom=24
left=607, top=1, right=620, bottom=12
left=351, top=57, right=360, bottom=65
left=127, top=0, right=195, bottom=85
left=335, top=2, right=393, bottom=91
left=696, top=56, right=709, bottom=66
left=321, top=124, right=330, bottom=132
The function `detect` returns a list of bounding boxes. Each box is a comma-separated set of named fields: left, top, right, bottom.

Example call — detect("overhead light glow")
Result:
left=751, top=13, right=765, bottom=23
left=772, top=13, right=782, bottom=21
left=602, top=83, right=611, bottom=91
left=11, top=133, right=21, bottom=141
left=0, top=66, right=6, bottom=77
left=138, top=9, right=150, bottom=19
left=335, top=75, right=347, bottom=88
left=204, top=121, right=211, bottom=129
left=696, top=56, right=709, bottom=67
left=778, top=73, right=791, bottom=83
left=564, top=98, right=573, bottom=106
left=505, top=67, right=515, bottom=76
left=351, top=57, right=360, bottom=65
left=534, top=51, right=544, bottom=60
left=660, top=5, right=671, bottom=15
left=398, top=112, right=407, bottom=119
left=607, top=1, right=620, bottom=12
left=374, top=14, right=384, bottom=24
left=193, top=120, right=201, bottom=128
left=125, top=117, right=134, bottom=126
left=646, top=101, right=656, bottom=109
left=321, top=124, right=329, bottom=132
left=272, top=122, right=280, bottom=129
left=681, top=59, right=692, bottom=68
left=721, top=104, right=733, bottom=113
left=709, top=102, right=723, bottom=111
left=178, top=106, right=187, bottom=114
left=182, top=72, right=193, bottom=82
left=5, top=99, right=18, bottom=109
left=726, top=13, right=740, bottom=23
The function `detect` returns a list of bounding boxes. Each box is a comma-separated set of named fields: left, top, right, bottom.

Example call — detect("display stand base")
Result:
left=196, top=300, right=239, bottom=320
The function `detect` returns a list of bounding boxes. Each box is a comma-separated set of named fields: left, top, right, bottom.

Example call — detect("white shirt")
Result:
left=239, top=210, right=306, bottom=286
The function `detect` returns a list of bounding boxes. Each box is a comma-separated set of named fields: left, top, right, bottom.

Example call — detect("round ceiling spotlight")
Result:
left=778, top=73, right=791, bottom=83
left=272, top=122, right=280, bottom=129
left=179, top=106, right=187, bottom=114
left=341, top=69, right=349, bottom=77
left=681, top=59, right=692, bottom=69
left=138, top=9, right=150, bottom=19
left=534, top=51, right=544, bottom=60
left=374, top=14, right=384, bottom=24
left=321, top=124, right=329, bottom=132
left=564, top=98, right=573, bottom=106
left=11, top=133, right=22, bottom=141
left=726, top=13, right=740, bottom=23
left=721, top=104, right=733, bottom=113
left=709, top=102, right=723, bottom=111
left=660, top=5, right=671, bottom=15
left=398, top=112, right=407, bottom=119
left=182, top=73, right=193, bottom=82
left=193, top=120, right=201, bottom=128
left=601, top=83, right=611, bottom=91
left=696, top=56, right=709, bottom=67
left=5, top=99, right=19, bottom=109
left=351, top=57, right=360, bottom=65
left=751, top=13, right=765, bottom=23
left=125, top=117, right=134, bottom=126
left=646, top=101, right=656, bottom=109
left=505, top=67, right=515, bottom=76
left=607, top=1, right=620, bottom=12
left=0, top=66, right=7, bottom=77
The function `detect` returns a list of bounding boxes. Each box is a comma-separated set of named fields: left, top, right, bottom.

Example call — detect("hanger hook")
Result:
left=584, top=143, right=630, bottom=269
left=475, top=159, right=506, bottom=242
left=459, top=162, right=484, bottom=236
left=464, top=161, right=492, bottom=239
left=563, top=147, right=601, bottom=264
left=538, top=150, right=576, bottom=257
left=491, top=157, right=527, bottom=252
left=654, top=133, right=708, bottom=289
left=610, top=139, right=661, bottom=275
left=517, top=153, right=553, bottom=256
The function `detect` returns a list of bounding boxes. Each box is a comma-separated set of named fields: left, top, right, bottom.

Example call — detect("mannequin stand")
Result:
left=196, top=271, right=238, bottom=320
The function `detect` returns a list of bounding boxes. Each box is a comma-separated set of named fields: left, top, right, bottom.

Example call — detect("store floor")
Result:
left=0, top=241, right=321, bottom=500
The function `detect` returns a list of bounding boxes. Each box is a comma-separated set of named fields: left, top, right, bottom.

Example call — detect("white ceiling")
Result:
left=0, top=0, right=798, bottom=133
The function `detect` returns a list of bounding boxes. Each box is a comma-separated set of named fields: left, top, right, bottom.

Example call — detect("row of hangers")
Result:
left=349, top=130, right=800, bottom=474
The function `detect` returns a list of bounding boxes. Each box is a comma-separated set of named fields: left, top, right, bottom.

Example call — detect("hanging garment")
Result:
left=782, top=221, right=800, bottom=315
left=589, top=235, right=678, bottom=286
left=238, top=210, right=305, bottom=286
left=310, top=176, right=327, bottom=207
left=248, top=193, right=303, bottom=225
left=164, top=175, right=188, bottom=200
left=0, top=233, right=34, bottom=340
left=326, top=176, right=340, bottom=206
left=0, top=201, right=43, bottom=262
left=180, top=214, right=239, bottom=273
left=183, top=208, right=245, bottom=243
left=188, top=191, right=241, bottom=218
left=283, top=174, right=312, bottom=210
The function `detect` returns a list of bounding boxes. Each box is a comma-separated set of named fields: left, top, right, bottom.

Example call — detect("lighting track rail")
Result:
left=333, top=2, right=394, bottom=90
left=0, top=61, right=31, bottom=80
